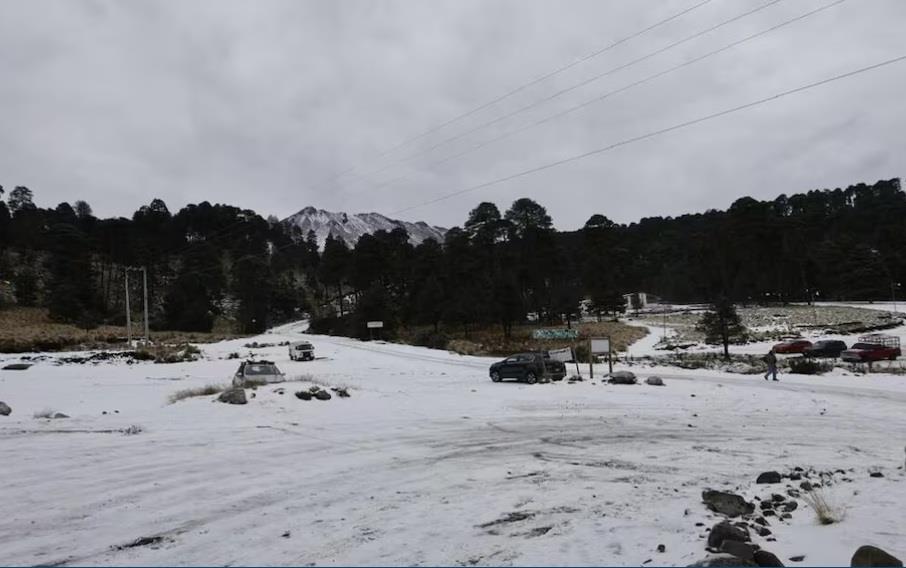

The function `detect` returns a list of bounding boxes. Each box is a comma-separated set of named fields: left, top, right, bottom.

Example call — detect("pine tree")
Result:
left=697, top=297, right=746, bottom=359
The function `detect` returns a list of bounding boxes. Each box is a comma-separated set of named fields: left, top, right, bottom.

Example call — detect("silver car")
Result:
left=232, top=360, right=285, bottom=387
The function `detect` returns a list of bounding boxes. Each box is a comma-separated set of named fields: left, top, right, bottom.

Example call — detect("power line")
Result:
left=300, top=0, right=715, bottom=194
left=344, top=0, right=786, bottom=191
left=368, top=0, right=846, bottom=194
left=390, top=53, right=906, bottom=216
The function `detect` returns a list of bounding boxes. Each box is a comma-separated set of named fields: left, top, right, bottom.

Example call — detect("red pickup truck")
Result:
left=841, top=334, right=901, bottom=362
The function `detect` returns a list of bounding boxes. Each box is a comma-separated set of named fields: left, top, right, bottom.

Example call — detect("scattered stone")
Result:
left=695, top=522, right=706, bottom=527
left=332, top=387, right=351, bottom=398
left=754, top=517, right=770, bottom=527
left=721, top=540, right=756, bottom=562
left=780, top=513, right=792, bottom=520
left=2, top=363, right=31, bottom=370
left=757, top=471, right=782, bottom=484
left=850, top=545, right=902, bottom=567
left=755, top=526, right=772, bottom=537
left=218, top=387, right=247, bottom=405
left=760, top=501, right=774, bottom=511
left=754, top=550, right=785, bottom=567
left=52, top=412, right=69, bottom=419
left=295, top=391, right=312, bottom=401
left=702, top=490, right=755, bottom=517
left=314, top=390, right=332, bottom=401
left=771, top=494, right=785, bottom=503
left=608, top=371, right=637, bottom=385
left=781, top=501, right=798, bottom=513
left=281, top=531, right=291, bottom=538
left=309, top=386, right=321, bottom=393
left=788, top=556, right=805, bottom=563
left=707, top=521, right=750, bottom=548
left=688, top=554, right=757, bottom=567
left=869, top=471, right=884, bottom=478
left=763, top=510, right=776, bottom=517
left=646, top=376, right=664, bottom=386
left=0, top=402, right=10, bottom=416
left=787, top=489, right=801, bottom=498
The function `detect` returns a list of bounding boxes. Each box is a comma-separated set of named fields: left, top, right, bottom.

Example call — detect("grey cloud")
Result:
left=0, top=0, right=903, bottom=230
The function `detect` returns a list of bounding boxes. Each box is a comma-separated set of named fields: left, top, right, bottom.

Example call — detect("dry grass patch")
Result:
left=802, top=487, right=845, bottom=525
left=168, top=384, right=227, bottom=404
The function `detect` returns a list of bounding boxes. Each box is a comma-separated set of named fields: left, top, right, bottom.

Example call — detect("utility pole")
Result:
left=141, top=266, right=150, bottom=344
left=124, top=269, right=132, bottom=344
left=893, top=282, right=901, bottom=314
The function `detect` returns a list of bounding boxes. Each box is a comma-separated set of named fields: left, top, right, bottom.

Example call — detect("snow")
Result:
left=283, top=207, right=446, bottom=249
left=1, top=321, right=905, bottom=566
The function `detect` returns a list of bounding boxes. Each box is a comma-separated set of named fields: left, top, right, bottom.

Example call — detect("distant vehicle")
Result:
left=233, top=360, right=285, bottom=386
left=489, top=352, right=567, bottom=384
left=841, top=334, right=901, bottom=362
left=772, top=339, right=814, bottom=354
left=803, top=340, right=848, bottom=358
left=289, top=340, right=315, bottom=361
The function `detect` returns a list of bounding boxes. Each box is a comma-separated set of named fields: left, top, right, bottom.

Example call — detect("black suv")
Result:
left=489, top=353, right=567, bottom=384
left=803, top=340, right=847, bottom=358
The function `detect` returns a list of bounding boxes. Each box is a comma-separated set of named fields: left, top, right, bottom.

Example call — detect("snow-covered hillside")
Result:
left=283, top=206, right=446, bottom=248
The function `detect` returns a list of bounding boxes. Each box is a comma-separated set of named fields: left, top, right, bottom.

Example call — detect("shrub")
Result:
left=788, top=358, right=831, bottom=375
left=412, top=330, right=449, bottom=350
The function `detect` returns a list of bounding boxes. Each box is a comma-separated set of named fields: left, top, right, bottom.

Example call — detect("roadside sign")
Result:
left=532, top=328, right=579, bottom=340
left=366, top=321, right=384, bottom=329
left=548, top=347, right=574, bottom=362
left=590, top=338, right=610, bottom=354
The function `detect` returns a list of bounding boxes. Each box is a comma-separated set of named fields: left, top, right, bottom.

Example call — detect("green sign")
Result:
left=532, top=328, right=579, bottom=340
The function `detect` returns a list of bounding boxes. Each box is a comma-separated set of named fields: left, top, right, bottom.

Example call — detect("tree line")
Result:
left=0, top=178, right=902, bottom=339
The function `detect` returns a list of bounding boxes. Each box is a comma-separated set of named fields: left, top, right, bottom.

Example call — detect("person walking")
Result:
left=763, top=348, right=779, bottom=381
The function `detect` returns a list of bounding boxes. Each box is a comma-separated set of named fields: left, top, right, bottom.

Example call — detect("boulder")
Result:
left=781, top=501, right=798, bottom=513
left=646, top=376, right=665, bottom=386
left=869, top=471, right=884, bottom=478
left=688, top=554, right=758, bottom=567
left=0, top=401, right=10, bottom=416
left=707, top=521, right=750, bottom=548
left=218, top=388, right=247, bottom=405
left=757, top=471, right=782, bottom=484
left=332, top=388, right=351, bottom=398
left=721, top=541, right=756, bottom=562
left=52, top=412, right=69, bottom=419
left=702, top=490, right=755, bottom=517
left=314, top=390, right=332, bottom=401
left=755, top=526, right=772, bottom=537
left=608, top=371, right=637, bottom=385
left=754, top=550, right=785, bottom=567
left=851, top=545, right=903, bottom=567
left=295, top=391, right=312, bottom=401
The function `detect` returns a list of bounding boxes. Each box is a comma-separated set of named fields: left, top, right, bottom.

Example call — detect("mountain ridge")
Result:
left=283, top=206, right=447, bottom=248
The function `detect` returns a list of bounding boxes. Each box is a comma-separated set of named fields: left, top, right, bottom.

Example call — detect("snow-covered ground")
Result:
left=0, top=322, right=904, bottom=566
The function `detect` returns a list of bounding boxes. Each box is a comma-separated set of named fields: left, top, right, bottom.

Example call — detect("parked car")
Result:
left=489, top=352, right=567, bottom=384
left=289, top=340, right=315, bottom=361
left=772, top=339, right=813, bottom=354
left=803, top=340, right=848, bottom=358
left=233, top=360, right=285, bottom=387
left=841, top=334, right=901, bottom=363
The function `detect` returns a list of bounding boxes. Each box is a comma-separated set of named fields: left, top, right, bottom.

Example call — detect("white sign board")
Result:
left=590, top=338, right=610, bottom=354
left=548, top=347, right=574, bottom=363
left=366, top=321, right=384, bottom=329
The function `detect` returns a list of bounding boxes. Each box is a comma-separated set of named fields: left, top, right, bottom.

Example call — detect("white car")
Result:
left=289, top=340, right=315, bottom=361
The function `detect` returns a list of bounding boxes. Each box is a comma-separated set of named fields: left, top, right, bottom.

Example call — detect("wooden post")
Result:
left=608, top=335, right=613, bottom=375
left=588, top=339, right=593, bottom=379
left=572, top=346, right=581, bottom=377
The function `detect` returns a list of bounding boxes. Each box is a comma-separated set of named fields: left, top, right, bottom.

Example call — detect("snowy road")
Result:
left=0, top=328, right=904, bottom=566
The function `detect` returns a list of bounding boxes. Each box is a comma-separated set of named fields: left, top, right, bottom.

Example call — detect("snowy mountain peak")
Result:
left=283, top=207, right=447, bottom=249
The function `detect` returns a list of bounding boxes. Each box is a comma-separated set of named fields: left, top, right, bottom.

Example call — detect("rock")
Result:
left=721, top=540, right=756, bottom=561
left=788, top=556, right=805, bottom=563
left=646, top=376, right=664, bottom=386
left=754, top=550, right=785, bottom=567
left=52, top=412, right=69, bottom=419
left=707, top=521, right=750, bottom=548
left=800, top=481, right=813, bottom=491
left=760, top=501, right=774, bottom=510
left=314, top=390, right=332, bottom=401
left=781, top=501, right=798, bottom=513
left=218, top=388, right=247, bottom=405
left=658, top=544, right=666, bottom=553
left=757, top=471, right=782, bottom=484
left=309, top=386, right=321, bottom=393
left=789, top=473, right=802, bottom=481
left=0, top=402, right=10, bottom=416
left=608, top=371, right=637, bottom=385
left=754, top=517, right=770, bottom=526
left=771, top=494, right=785, bottom=503
left=294, top=391, right=312, bottom=400
left=763, top=510, right=776, bottom=517
left=702, top=490, right=755, bottom=517
left=333, top=388, right=351, bottom=398
left=869, top=471, right=884, bottom=478
left=851, top=545, right=902, bottom=567
left=688, top=554, right=758, bottom=567
left=755, top=526, right=772, bottom=537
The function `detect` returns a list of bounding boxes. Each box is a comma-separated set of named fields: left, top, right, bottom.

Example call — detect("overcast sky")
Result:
left=1, top=0, right=904, bottom=230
